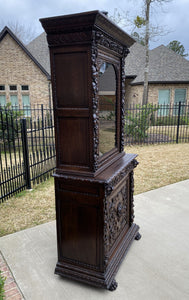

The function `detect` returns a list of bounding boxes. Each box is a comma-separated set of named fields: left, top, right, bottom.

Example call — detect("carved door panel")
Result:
left=104, top=177, right=130, bottom=259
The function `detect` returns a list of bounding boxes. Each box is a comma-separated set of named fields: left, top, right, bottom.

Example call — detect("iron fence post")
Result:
left=176, top=101, right=181, bottom=144
left=41, top=104, right=46, bottom=153
left=21, top=118, right=31, bottom=189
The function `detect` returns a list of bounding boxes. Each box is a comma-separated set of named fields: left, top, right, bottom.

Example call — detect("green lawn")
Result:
left=0, top=143, right=189, bottom=237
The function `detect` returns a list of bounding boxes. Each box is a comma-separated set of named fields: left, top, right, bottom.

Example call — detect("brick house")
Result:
left=125, top=42, right=189, bottom=107
left=0, top=27, right=51, bottom=110
left=2, top=26, right=188, bottom=111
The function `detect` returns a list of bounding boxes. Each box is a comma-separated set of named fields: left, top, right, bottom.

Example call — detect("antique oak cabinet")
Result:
left=40, top=11, right=141, bottom=291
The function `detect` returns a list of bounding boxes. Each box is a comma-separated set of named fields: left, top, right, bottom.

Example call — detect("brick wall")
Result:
left=125, top=79, right=189, bottom=106
left=125, top=79, right=143, bottom=106
left=0, top=33, right=50, bottom=107
left=148, top=83, right=189, bottom=105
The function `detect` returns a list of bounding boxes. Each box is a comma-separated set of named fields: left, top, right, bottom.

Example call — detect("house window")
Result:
left=158, top=89, right=170, bottom=116
left=174, top=89, right=186, bottom=104
left=0, top=95, right=6, bottom=107
left=22, top=95, right=31, bottom=117
left=10, top=95, right=19, bottom=110
left=21, top=85, right=29, bottom=91
left=9, top=85, right=17, bottom=91
left=0, top=85, right=5, bottom=91
left=174, top=89, right=186, bottom=115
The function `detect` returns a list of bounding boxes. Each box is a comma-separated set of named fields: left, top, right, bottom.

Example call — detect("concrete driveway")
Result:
left=0, top=180, right=189, bottom=300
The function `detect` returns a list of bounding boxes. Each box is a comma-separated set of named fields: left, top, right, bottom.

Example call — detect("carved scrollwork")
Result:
left=133, top=159, right=139, bottom=168
left=95, top=31, right=125, bottom=56
left=104, top=184, right=127, bottom=258
left=120, top=46, right=130, bottom=151
left=104, top=182, right=113, bottom=197
left=117, top=202, right=123, bottom=219
left=130, top=170, right=135, bottom=225
left=105, top=160, right=137, bottom=196
left=91, top=30, right=99, bottom=171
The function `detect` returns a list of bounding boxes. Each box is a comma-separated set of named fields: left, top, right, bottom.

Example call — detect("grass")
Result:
left=0, top=143, right=189, bottom=237
left=127, top=143, right=189, bottom=194
left=0, top=178, right=55, bottom=237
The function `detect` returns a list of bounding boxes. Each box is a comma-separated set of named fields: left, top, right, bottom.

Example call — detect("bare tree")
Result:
left=111, top=1, right=172, bottom=105
left=140, top=0, right=172, bottom=104
left=0, top=20, right=37, bottom=44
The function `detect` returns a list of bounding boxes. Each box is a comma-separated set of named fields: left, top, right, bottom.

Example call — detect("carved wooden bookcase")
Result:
left=40, top=11, right=141, bottom=291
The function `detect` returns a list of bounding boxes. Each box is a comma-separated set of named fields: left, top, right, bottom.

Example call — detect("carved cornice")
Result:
left=95, top=31, right=129, bottom=57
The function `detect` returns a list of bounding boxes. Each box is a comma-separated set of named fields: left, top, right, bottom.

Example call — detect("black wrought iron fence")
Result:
left=0, top=104, right=55, bottom=202
left=1, top=102, right=189, bottom=202
left=125, top=102, right=189, bottom=145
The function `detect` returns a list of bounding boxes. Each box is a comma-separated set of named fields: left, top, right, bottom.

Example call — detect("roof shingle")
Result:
left=125, top=42, right=189, bottom=84
left=27, top=32, right=50, bottom=75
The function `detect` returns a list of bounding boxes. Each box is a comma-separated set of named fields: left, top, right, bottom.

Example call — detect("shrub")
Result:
left=125, top=104, right=158, bottom=141
left=151, top=115, right=189, bottom=126
left=181, top=116, right=189, bottom=125
left=0, top=103, right=23, bottom=145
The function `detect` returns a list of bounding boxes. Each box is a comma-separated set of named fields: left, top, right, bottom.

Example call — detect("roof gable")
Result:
left=0, top=26, right=50, bottom=80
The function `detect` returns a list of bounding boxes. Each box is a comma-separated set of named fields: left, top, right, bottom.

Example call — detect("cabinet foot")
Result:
left=108, top=279, right=118, bottom=291
left=135, top=232, right=141, bottom=240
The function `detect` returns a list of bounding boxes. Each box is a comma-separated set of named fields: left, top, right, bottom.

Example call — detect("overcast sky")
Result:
left=1, top=0, right=189, bottom=57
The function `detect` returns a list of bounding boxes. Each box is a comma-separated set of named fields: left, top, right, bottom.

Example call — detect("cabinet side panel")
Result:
left=56, top=190, right=100, bottom=267
left=54, top=52, right=88, bottom=108
left=57, top=117, right=89, bottom=166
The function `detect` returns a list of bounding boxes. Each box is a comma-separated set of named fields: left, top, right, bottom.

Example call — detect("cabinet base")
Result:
left=55, top=223, right=140, bottom=291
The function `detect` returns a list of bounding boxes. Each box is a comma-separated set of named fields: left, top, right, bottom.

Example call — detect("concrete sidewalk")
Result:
left=0, top=180, right=189, bottom=300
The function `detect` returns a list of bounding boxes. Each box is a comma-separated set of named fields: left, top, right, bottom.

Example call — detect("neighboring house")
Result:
left=125, top=42, right=189, bottom=107
left=2, top=26, right=188, bottom=113
left=0, top=27, right=51, bottom=112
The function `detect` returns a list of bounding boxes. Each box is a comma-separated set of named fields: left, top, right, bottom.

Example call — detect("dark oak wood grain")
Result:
left=40, top=10, right=140, bottom=291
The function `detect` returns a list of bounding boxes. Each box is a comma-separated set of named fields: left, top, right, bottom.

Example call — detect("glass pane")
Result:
left=22, top=95, right=31, bottom=117
left=0, top=95, right=6, bottom=107
left=10, top=95, right=19, bottom=110
left=9, top=85, right=17, bottom=91
left=174, top=89, right=186, bottom=104
left=174, top=89, right=186, bottom=116
left=98, top=62, right=116, bottom=156
left=158, top=90, right=170, bottom=116
left=21, top=85, right=29, bottom=91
